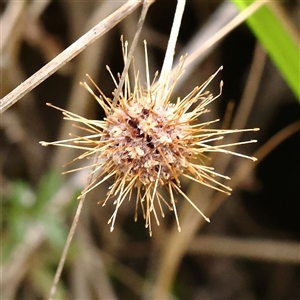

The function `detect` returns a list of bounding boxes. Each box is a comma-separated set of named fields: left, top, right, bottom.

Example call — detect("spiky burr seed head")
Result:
left=104, top=95, right=191, bottom=186
left=40, top=43, right=258, bottom=236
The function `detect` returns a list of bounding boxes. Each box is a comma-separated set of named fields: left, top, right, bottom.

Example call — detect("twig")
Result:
left=52, top=1, right=121, bottom=169
left=0, top=1, right=26, bottom=53
left=231, top=43, right=266, bottom=130
left=112, top=0, right=154, bottom=107
left=173, top=0, right=268, bottom=92
left=215, top=42, right=266, bottom=173
left=0, top=0, right=144, bottom=113
left=48, top=198, right=86, bottom=300
left=188, top=236, right=300, bottom=264
left=48, top=169, right=94, bottom=300
left=158, top=0, right=186, bottom=88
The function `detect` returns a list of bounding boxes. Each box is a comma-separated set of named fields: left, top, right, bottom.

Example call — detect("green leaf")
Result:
left=232, top=0, right=300, bottom=101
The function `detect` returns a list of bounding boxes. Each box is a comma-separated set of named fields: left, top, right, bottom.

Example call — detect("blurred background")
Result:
left=1, top=0, right=299, bottom=299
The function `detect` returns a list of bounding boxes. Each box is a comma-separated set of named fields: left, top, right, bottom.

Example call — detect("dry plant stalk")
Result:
left=40, top=39, right=258, bottom=236
left=0, top=0, right=144, bottom=113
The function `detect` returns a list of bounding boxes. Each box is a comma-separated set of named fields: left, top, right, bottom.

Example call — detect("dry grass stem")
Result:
left=188, top=236, right=300, bottom=264
left=0, top=0, right=144, bottom=113
left=112, top=0, right=154, bottom=106
left=0, top=1, right=26, bottom=52
left=173, top=0, right=268, bottom=90
left=159, top=0, right=185, bottom=89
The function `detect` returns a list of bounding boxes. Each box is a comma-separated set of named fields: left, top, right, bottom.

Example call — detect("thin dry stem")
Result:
left=0, top=0, right=144, bottom=113
left=112, top=0, right=154, bottom=107
left=188, top=236, right=300, bottom=264
left=158, top=0, right=186, bottom=91
left=52, top=1, right=122, bottom=169
left=0, top=1, right=26, bottom=52
left=173, top=0, right=268, bottom=91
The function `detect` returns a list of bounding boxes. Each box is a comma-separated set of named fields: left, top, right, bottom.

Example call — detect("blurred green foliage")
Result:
left=3, top=170, right=68, bottom=258
left=2, top=170, right=75, bottom=298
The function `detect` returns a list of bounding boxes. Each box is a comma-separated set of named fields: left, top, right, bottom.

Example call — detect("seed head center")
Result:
left=103, top=99, right=190, bottom=185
